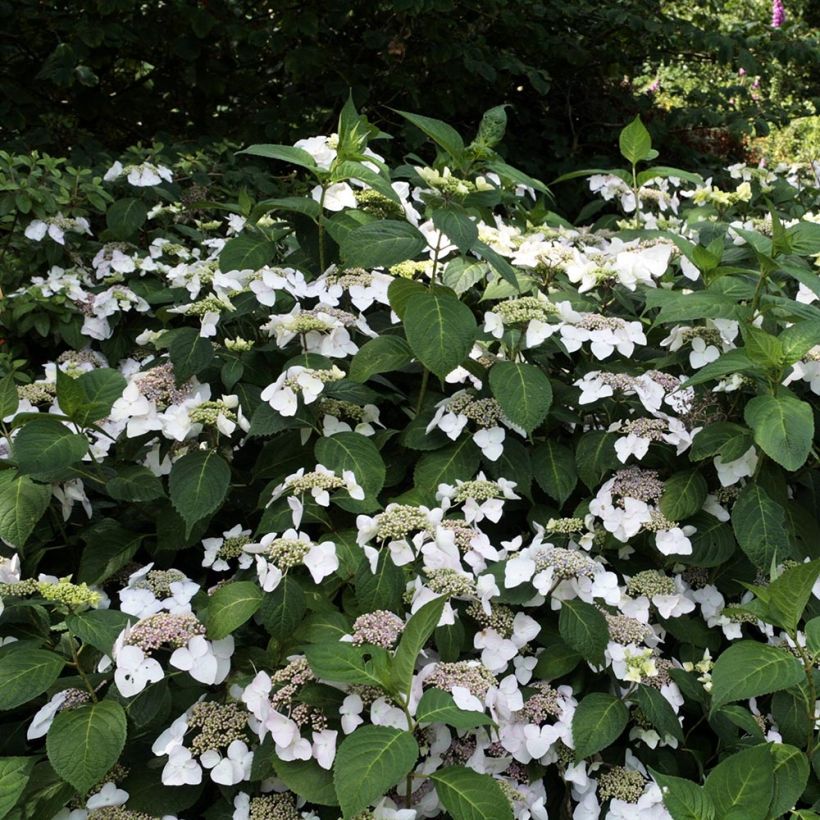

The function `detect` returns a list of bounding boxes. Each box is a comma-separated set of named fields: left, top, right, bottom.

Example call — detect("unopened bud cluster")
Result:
left=127, top=613, right=206, bottom=652
left=426, top=661, right=497, bottom=698
left=187, top=701, right=248, bottom=755
left=351, top=610, right=405, bottom=648
left=598, top=766, right=646, bottom=803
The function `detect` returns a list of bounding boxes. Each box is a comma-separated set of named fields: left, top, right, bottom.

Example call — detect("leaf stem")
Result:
left=68, top=634, right=98, bottom=703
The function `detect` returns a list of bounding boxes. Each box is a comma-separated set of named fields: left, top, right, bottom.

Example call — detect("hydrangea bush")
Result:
left=1, top=100, right=820, bottom=820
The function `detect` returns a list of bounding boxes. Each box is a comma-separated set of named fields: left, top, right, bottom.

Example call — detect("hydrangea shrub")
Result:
left=1, top=102, right=820, bottom=819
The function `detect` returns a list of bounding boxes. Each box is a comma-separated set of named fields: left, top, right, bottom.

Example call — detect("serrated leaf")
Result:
left=442, top=257, right=489, bottom=294
left=0, top=475, right=51, bottom=549
left=429, top=765, right=513, bottom=820
left=315, top=431, right=385, bottom=503
left=219, top=234, right=276, bottom=273
left=304, top=643, right=388, bottom=688
left=237, top=143, right=319, bottom=171
left=106, top=465, right=164, bottom=502
left=659, top=470, right=707, bottom=521
left=392, top=596, right=446, bottom=695
left=415, top=689, right=493, bottom=729
left=394, top=110, right=465, bottom=160
left=272, top=757, right=338, bottom=806
left=559, top=599, right=608, bottom=666
left=207, top=581, right=262, bottom=639
left=731, top=482, right=793, bottom=569
left=333, top=726, right=419, bottom=817
left=414, top=438, right=480, bottom=494
left=106, top=197, right=147, bottom=239
left=703, top=744, right=773, bottom=820
left=710, top=642, right=804, bottom=712
left=404, top=291, right=477, bottom=379
left=0, top=374, right=18, bottom=419
left=47, top=701, right=127, bottom=794
left=168, top=450, right=231, bottom=533
left=532, top=440, right=576, bottom=503
left=258, top=575, right=306, bottom=640
left=619, top=116, right=652, bottom=164
left=13, top=418, right=88, bottom=479
left=349, top=336, right=413, bottom=382
left=572, top=692, right=628, bottom=760
left=0, top=757, right=35, bottom=820
left=56, top=368, right=126, bottom=429
left=769, top=743, right=809, bottom=819
left=651, top=769, right=716, bottom=820
left=489, top=361, right=552, bottom=434
left=745, top=394, right=814, bottom=472
left=167, top=327, right=214, bottom=381
left=341, top=220, right=427, bottom=269
left=767, top=560, right=820, bottom=633
left=66, top=609, right=131, bottom=655
left=633, top=685, right=684, bottom=742
left=575, top=431, right=620, bottom=489
left=432, top=207, right=478, bottom=253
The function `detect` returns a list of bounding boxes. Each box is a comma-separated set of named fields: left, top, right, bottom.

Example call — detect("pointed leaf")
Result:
left=489, top=361, right=552, bottom=434
left=333, top=726, right=419, bottom=817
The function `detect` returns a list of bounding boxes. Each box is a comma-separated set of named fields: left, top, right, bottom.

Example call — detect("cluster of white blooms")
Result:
left=3, top=124, right=820, bottom=820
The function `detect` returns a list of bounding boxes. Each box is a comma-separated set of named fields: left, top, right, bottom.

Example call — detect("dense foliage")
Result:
left=2, top=0, right=818, bottom=175
left=0, top=101, right=819, bottom=819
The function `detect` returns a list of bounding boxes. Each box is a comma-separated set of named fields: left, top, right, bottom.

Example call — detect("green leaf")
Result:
left=633, top=685, right=684, bottom=742
left=334, top=160, right=400, bottom=204
left=710, top=641, right=804, bottom=712
left=404, top=291, right=477, bottom=379
left=237, top=143, right=319, bottom=171
left=472, top=240, right=520, bottom=289
left=806, top=617, right=820, bottom=654
left=259, top=575, right=306, bottom=640
left=272, top=757, right=339, bottom=806
left=741, top=325, right=783, bottom=367
left=341, top=220, right=427, bottom=268
left=78, top=519, right=143, bottom=584
left=168, top=450, right=231, bottom=533
left=659, top=470, right=707, bottom=521
left=703, top=744, right=773, bottom=820
left=415, top=689, right=493, bottom=729
left=167, top=327, right=214, bottom=381
left=13, top=418, right=88, bottom=478
left=442, top=258, right=490, bottom=294
left=532, top=441, right=576, bottom=504
left=619, top=116, right=653, bottom=164
left=66, top=609, right=131, bottom=655
left=106, top=197, right=147, bottom=239
left=387, top=277, right=427, bottom=321
left=206, top=581, right=262, bottom=639
left=651, top=769, right=716, bottom=820
left=731, top=482, right=793, bottom=569
left=559, top=599, right=608, bottom=666
left=768, top=560, right=820, bottom=633
left=575, top=431, right=620, bottom=489
left=414, top=438, right=480, bottom=493
left=680, top=349, right=755, bottom=388
left=779, top=320, right=820, bottom=364
left=46, top=701, right=127, bottom=794
left=333, top=726, right=419, bottom=817
left=769, top=743, right=809, bottom=819
left=219, top=234, right=276, bottom=273
left=571, top=692, right=628, bottom=760
left=392, top=595, right=446, bottom=695
left=691, top=422, right=752, bottom=461
left=0, top=757, right=35, bottom=820
left=0, top=374, right=18, bottom=419
left=432, top=207, right=478, bottom=253
left=304, top=643, right=387, bottom=688
left=315, top=431, right=386, bottom=503
left=106, top=465, right=164, bottom=502
left=355, top=551, right=404, bottom=612
left=745, top=394, right=814, bottom=472
left=250, top=196, right=322, bottom=221
left=429, top=765, right=513, bottom=820
left=0, top=475, right=51, bottom=549
left=394, top=110, right=465, bottom=161
left=349, top=336, right=413, bottom=382
left=56, top=368, right=126, bottom=427
left=488, top=361, right=552, bottom=434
